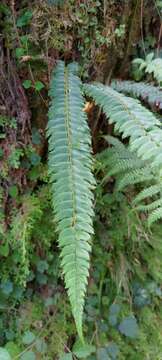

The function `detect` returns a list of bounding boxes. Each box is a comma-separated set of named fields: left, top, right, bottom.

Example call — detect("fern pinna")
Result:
left=47, top=61, right=95, bottom=339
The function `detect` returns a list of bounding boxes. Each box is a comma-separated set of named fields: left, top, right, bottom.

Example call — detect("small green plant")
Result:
left=23, top=80, right=45, bottom=92
left=114, top=24, right=125, bottom=38
left=8, top=147, right=24, bottom=169
left=132, top=52, right=162, bottom=84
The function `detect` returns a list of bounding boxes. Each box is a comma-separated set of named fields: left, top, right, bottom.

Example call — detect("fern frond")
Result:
left=47, top=61, right=95, bottom=339
left=133, top=185, right=161, bottom=204
left=9, top=195, right=42, bottom=285
left=83, top=84, right=162, bottom=166
left=103, top=135, right=126, bottom=150
left=136, top=199, right=162, bottom=211
left=97, top=135, right=145, bottom=180
left=111, top=80, right=162, bottom=109
left=84, top=82, right=162, bottom=226
left=106, top=158, right=143, bottom=177
left=98, top=137, right=162, bottom=226
left=116, top=168, right=154, bottom=191
left=148, top=207, right=162, bottom=226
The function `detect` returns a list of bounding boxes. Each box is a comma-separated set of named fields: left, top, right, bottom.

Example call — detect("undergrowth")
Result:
left=1, top=179, right=162, bottom=359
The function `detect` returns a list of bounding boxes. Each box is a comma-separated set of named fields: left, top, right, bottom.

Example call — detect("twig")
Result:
left=140, top=0, right=146, bottom=57
left=10, top=0, right=21, bottom=47
left=28, top=63, right=48, bottom=108
left=119, top=0, right=140, bottom=74
left=157, top=22, right=162, bottom=56
left=154, top=0, right=162, bottom=21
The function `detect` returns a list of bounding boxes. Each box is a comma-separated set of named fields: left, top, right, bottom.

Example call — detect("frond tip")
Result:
left=47, top=61, right=95, bottom=339
left=111, top=80, right=162, bottom=109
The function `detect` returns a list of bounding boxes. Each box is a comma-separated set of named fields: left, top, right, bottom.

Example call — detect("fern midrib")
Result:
left=64, top=67, right=81, bottom=316
left=64, top=67, right=77, bottom=226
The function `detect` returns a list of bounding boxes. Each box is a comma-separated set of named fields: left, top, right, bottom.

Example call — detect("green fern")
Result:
left=133, top=185, right=162, bottom=204
left=9, top=195, right=42, bottom=285
left=84, top=83, right=162, bottom=167
left=111, top=80, right=162, bottom=109
left=116, top=168, right=155, bottom=192
left=47, top=67, right=162, bottom=336
left=100, top=135, right=145, bottom=178
left=132, top=53, right=162, bottom=84
left=97, top=136, right=162, bottom=226
left=47, top=61, right=95, bottom=339
left=148, top=207, right=162, bottom=226
left=137, top=199, right=162, bottom=212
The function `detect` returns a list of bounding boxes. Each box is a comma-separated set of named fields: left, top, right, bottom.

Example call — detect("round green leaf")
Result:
left=96, top=348, right=111, bottom=360
left=34, top=81, right=45, bottom=91
left=73, top=341, right=95, bottom=359
left=59, top=354, right=73, bottom=360
left=106, top=342, right=119, bottom=359
left=15, top=47, right=25, bottom=58
left=29, top=153, right=41, bottom=166
left=22, top=331, right=36, bottom=345
left=109, top=303, right=121, bottom=326
left=0, top=348, right=11, bottom=360
left=35, top=338, right=47, bottom=353
left=1, top=281, right=13, bottom=296
left=23, top=80, right=32, bottom=89
left=21, top=351, right=36, bottom=360
left=37, top=260, right=49, bottom=273
left=5, top=342, right=20, bottom=357
left=109, top=303, right=120, bottom=315
left=17, top=10, right=33, bottom=27
left=118, top=316, right=139, bottom=339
